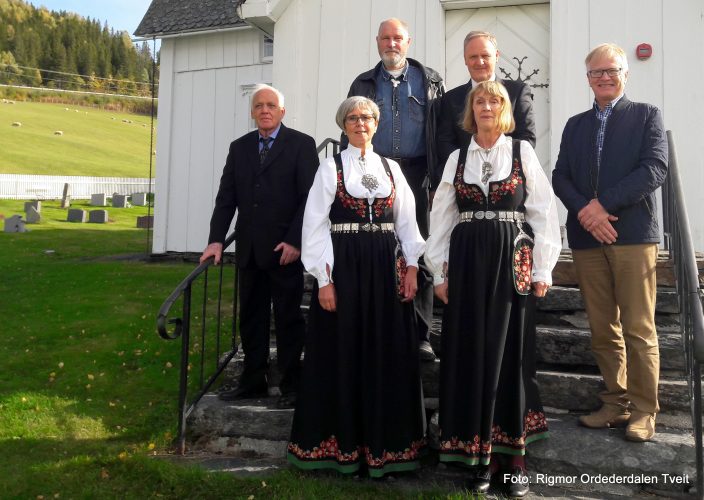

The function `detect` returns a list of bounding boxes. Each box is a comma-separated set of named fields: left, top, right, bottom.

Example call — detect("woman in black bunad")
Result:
left=425, top=80, right=561, bottom=497
left=287, top=96, right=427, bottom=478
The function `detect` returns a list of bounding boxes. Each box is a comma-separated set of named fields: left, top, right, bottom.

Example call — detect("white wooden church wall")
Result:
left=153, top=29, right=272, bottom=253
left=272, top=0, right=445, bottom=146
left=550, top=0, right=704, bottom=249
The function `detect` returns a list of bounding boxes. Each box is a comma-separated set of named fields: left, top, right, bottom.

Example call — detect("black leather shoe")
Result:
left=419, top=341, right=437, bottom=361
left=276, top=392, right=297, bottom=409
left=218, top=382, right=267, bottom=401
left=469, top=466, right=491, bottom=494
left=507, top=467, right=530, bottom=498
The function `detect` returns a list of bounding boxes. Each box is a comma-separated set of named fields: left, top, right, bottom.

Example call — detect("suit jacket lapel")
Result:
left=259, top=124, right=288, bottom=173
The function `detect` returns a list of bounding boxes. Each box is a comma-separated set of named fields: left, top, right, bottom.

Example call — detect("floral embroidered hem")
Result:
left=287, top=436, right=427, bottom=477
left=438, top=410, right=549, bottom=465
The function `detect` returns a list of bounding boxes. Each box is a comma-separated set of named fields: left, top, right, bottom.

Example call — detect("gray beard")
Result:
left=381, top=52, right=406, bottom=70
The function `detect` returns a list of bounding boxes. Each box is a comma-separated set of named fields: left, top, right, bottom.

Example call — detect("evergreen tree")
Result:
left=0, top=0, right=159, bottom=94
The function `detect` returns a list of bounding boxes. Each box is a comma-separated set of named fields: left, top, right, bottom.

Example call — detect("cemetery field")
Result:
left=0, top=200, right=453, bottom=499
left=0, top=101, right=155, bottom=177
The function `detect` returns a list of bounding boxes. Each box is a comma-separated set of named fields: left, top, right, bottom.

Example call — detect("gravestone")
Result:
left=90, top=193, right=107, bottom=206
left=24, top=201, right=41, bottom=213
left=67, top=209, right=86, bottom=223
left=88, top=210, right=108, bottom=224
left=112, top=194, right=129, bottom=208
left=131, top=192, right=148, bottom=206
left=136, top=215, right=153, bottom=229
left=4, top=215, right=26, bottom=233
left=25, top=206, right=41, bottom=224
left=61, top=183, right=71, bottom=208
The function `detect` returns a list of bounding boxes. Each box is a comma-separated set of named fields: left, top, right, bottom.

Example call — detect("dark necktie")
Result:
left=259, top=137, right=272, bottom=164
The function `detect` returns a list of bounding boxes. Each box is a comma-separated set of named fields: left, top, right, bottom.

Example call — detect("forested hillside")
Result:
left=0, top=0, right=157, bottom=96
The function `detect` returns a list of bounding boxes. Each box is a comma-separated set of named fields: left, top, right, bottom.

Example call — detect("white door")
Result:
left=445, top=4, right=550, bottom=169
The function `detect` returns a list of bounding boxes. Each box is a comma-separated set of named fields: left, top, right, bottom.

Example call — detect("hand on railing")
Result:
left=157, top=234, right=236, bottom=341
left=200, top=242, right=223, bottom=265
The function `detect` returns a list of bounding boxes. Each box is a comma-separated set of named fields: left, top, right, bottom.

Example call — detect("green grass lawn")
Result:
left=0, top=200, right=467, bottom=499
left=0, top=101, right=155, bottom=177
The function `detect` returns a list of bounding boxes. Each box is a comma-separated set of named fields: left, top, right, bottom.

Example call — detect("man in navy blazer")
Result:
left=553, top=43, right=668, bottom=442
left=436, top=30, right=536, bottom=172
left=201, top=84, right=319, bottom=409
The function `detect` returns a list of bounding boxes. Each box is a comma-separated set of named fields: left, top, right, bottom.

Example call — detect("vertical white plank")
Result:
left=206, top=33, right=225, bottom=69
left=167, top=72, right=194, bottom=252
left=152, top=38, right=176, bottom=253
left=212, top=67, right=238, bottom=208
left=188, top=36, right=208, bottom=71
left=663, top=0, right=704, bottom=250
left=173, top=37, right=190, bottom=73
left=186, top=70, right=217, bottom=252
left=223, top=30, right=240, bottom=67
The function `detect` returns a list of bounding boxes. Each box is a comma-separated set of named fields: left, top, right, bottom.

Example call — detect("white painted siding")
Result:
left=151, top=0, right=704, bottom=252
left=152, top=28, right=273, bottom=253
left=549, top=0, right=704, bottom=249
left=272, top=0, right=445, bottom=146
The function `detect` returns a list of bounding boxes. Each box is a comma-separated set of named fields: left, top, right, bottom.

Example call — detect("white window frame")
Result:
left=261, top=36, right=273, bottom=63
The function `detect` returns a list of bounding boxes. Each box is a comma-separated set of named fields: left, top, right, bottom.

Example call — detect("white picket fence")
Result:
left=0, top=174, right=154, bottom=200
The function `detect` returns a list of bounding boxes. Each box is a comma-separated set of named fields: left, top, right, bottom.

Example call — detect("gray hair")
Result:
left=463, top=30, right=498, bottom=51
left=585, top=43, right=629, bottom=72
left=251, top=83, right=285, bottom=109
left=335, top=96, right=380, bottom=130
left=378, top=18, right=410, bottom=36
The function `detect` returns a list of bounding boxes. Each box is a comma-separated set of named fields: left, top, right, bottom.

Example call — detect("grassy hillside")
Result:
left=0, top=101, right=156, bottom=178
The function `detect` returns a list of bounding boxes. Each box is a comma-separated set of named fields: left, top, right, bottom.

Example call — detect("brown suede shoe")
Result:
left=625, top=412, right=656, bottom=442
left=578, top=405, right=631, bottom=429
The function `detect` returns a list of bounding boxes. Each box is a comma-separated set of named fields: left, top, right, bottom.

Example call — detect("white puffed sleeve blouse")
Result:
left=302, top=144, right=426, bottom=287
left=425, top=135, right=561, bottom=286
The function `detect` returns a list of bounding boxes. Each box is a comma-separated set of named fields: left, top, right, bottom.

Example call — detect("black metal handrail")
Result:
left=317, top=137, right=340, bottom=156
left=157, top=137, right=340, bottom=454
left=662, top=130, right=704, bottom=497
left=157, top=233, right=238, bottom=454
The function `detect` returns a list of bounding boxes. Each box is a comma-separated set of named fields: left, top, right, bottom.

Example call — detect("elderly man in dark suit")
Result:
left=436, top=30, right=536, bottom=169
left=200, top=84, right=319, bottom=409
left=553, top=43, right=668, bottom=442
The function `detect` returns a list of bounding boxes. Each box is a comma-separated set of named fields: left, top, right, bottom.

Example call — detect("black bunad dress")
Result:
left=427, top=137, right=560, bottom=466
left=288, top=150, right=426, bottom=477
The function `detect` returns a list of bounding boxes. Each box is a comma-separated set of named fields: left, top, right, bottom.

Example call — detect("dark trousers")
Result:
left=396, top=157, right=432, bottom=342
left=238, top=260, right=305, bottom=395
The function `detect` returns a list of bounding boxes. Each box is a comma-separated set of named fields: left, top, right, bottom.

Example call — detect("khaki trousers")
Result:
left=573, top=244, right=660, bottom=414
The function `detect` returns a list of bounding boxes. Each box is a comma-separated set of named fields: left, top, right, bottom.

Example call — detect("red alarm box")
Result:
left=636, top=43, right=652, bottom=60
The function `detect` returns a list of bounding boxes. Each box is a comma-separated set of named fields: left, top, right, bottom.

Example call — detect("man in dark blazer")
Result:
left=552, top=43, right=668, bottom=442
left=200, top=84, right=319, bottom=409
left=436, top=31, right=536, bottom=171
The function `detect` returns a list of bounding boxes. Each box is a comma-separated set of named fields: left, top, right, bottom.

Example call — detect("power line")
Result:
left=0, top=83, right=157, bottom=100
left=14, top=64, right=157, bottom=87
left=0, top=66, right=156, bottom=97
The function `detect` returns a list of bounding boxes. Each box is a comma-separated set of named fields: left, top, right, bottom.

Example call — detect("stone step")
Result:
left=534, top=326, right=684, bottom=371
left=536, top=370, right=690, bottom=412
left=223, top=361, right=691, bottom=414
left=187, top=395, right=695, bottom=497
left=535, top=286, right=679, bottom=314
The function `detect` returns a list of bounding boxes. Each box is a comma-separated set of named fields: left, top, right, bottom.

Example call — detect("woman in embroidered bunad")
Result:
left=287, top=96, right=427, bottom=477
left=425, top=80, right=561, bottom=497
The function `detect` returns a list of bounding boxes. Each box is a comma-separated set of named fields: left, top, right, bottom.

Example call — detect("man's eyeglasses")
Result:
left=587, top=68, right=623, bottom=79
left=345, top=114, right=376, bottom=124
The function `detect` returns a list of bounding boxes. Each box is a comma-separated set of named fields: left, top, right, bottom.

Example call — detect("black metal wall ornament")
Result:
left=499, top=56, right=549, bottom=89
